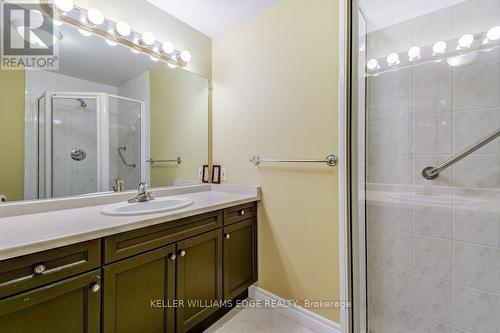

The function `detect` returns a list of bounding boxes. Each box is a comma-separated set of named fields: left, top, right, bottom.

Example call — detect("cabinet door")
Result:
left=0, top=269, right=101, bottom=333
left=103, top=245, right=176, bottom=333
left=223, top=218, right=258, bottom=300
left=176, top=229, right=223, bottom=333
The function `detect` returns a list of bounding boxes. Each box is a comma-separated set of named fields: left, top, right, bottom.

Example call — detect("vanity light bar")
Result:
left=365, top=26, right=500, bottom=75
left=40, top=0, right=191, bottom=68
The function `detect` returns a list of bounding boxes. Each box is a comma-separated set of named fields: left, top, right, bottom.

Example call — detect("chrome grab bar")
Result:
left=422, top=128, right=500, bottom=180
left=250, top=154, right=337, bottom=167
left=147, top=157, right=182, bottom=166
left=118, top=146, right=136, bottom=168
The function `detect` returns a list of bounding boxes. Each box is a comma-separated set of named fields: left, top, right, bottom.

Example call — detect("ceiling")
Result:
left=54, top=24, right=160, bottom=86
left=145, top=0, right=280, bottom=37
left=360, top=0, right=467, bottom=32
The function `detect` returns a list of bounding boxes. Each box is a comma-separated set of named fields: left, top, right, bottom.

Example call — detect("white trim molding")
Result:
left=338, top=0, right=350, bottom=332
left=249, top=286, right=341, bottom=333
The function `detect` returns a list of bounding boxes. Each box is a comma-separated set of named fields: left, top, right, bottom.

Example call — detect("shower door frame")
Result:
left=105, top=93, right=148, bottom=186
left=339, top=0, right=369, bottom=332
left=41, top=92, right=147, bottom=198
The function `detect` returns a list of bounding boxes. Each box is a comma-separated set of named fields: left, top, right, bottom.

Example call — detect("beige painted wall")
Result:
left=213, top=0, right=340, bottom=322
left=0, top=70, right=25, bottom=201
left=150, top=65, right=209, bottom=186
left=74, top=0, right=212, bottom=78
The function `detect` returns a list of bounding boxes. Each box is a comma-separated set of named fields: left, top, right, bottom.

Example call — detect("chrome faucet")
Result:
left=128, top=182, right=154, bottom=203
left=113, top=179, right=125, bottom=192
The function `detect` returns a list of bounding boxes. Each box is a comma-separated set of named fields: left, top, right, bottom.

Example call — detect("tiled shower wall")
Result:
left=51, top=98, right=98, bottom=197
left=364, top=0, right=500, bottom=332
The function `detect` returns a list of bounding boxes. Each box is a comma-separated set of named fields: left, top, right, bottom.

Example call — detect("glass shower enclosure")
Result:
left=37, top=92, right=146, bottom=199
left=349, top=0, right=500, bottom=332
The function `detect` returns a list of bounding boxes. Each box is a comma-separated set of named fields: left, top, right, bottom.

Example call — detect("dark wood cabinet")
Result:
left=0, top=240, right=100, bottom=299
left=104, top=211, right=222, bottom=264
left=223, top=202, right=257, bottom=226
left=103, top=244, right=177, bottom=333
left=0, top=270, right=101, bottom=333
left=223, top=218, right=258, bottom=300
left=176, top=230, right=223, bottom=333
left=0, top=201, right=258, bottom=333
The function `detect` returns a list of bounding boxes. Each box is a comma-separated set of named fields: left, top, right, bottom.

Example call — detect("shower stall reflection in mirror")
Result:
left=36, top=92, right=147, bottom=199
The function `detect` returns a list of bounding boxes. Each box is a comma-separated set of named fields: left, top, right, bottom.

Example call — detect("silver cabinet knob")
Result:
left=168, top=253, right=177, bottom=261
left=239, top=210, right=245, bottom=216
left=224, top=233, right=230, bottom=239
left=33, top=264, right=46, bottom=274
left=178, top=250, right=186, bottom=257
left=90, top=283, right=101, bottom=293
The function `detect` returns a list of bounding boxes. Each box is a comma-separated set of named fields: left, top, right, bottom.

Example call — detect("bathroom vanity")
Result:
left=0, top=186, right=259, bottom=333
left=1, top=1, right=258, bottom=331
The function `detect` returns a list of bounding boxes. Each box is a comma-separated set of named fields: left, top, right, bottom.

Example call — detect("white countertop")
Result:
left=0, top=185, right=259, bottom=261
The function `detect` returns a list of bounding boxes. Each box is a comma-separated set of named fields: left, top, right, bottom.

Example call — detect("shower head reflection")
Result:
left=76, top=98, right=87, bottom=108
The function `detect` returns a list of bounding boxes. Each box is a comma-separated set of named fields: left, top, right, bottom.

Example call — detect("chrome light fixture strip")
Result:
left=39, top=0, right=187, bottom=68
left=365, top=28, right=500, bottom=77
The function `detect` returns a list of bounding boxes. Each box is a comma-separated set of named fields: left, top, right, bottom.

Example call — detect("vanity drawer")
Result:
left=0, top=240, right=101, bottom=299
left=223, top=202, right=257, bottom=226
left=104, top=210, right=223, bottom=263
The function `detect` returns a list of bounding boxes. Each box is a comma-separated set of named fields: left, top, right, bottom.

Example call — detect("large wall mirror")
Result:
left=0, top=1, right=209, bottom=203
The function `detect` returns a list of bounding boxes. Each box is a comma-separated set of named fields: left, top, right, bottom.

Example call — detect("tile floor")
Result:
left=204, top=300, right=320, bottom=333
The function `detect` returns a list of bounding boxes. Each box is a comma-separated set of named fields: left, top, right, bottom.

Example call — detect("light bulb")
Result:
left=458, top=34, right=474, bottom=48
left=54, top=0, right=74, bottom=12
left=366, top=59, right=379, bottom=70
left=161, top=41, right=174, bottom=54
left=180, top=50, right=191, bottom=62
left=105, top=30, right=118, bottom=46
left=105, top=39, right=117, bottom=46
left=386, top=52, right=399, bottom=66
left=141, top=31, right=155, bottom=45
left=78, top=28, right=92, bottom=37
left=487, top=26, right=500, bottom=41
left=87, top=8, right=104, bottom=25
left=447, top=52, right=478, bottom=67
left=116, top=21, right=131, bottom=37
left=150, top=56, right=160, bottom=62
left=432, top=41, right=447, bottom=55
left=52, top=18, right=63, bottom=26
left=27, top=10, right=44, bottom=29
left=169, top=54, right=178, bottom=68
left=408, top=46, right=421, bottom=61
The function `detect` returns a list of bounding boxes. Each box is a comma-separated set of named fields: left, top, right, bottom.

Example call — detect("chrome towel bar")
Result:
left=422, top=128, right=500, bottom=180
left=147, top=157, right=182, bottom=166
left=250, top=154, right=337, bottom=167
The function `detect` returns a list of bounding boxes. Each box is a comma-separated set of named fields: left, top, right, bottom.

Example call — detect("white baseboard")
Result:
left=248, top=286, right=341, bottom=333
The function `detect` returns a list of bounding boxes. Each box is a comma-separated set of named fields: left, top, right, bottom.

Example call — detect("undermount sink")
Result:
left=101, top=196, right=194, bottom=216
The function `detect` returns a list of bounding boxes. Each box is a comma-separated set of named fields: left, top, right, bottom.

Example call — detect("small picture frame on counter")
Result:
left=202, top=165, right=210, bottom=183
left=212, top=165, right=221, bottom=184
